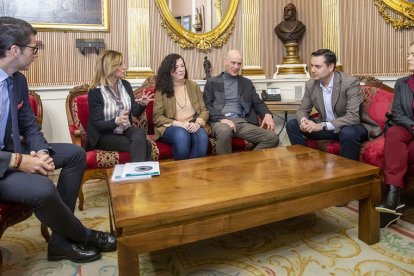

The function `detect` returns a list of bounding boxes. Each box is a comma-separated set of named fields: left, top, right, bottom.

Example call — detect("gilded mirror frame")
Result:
left=374, top=0, right=414, bottom=29
left=155, top=0, right=239, bottom=50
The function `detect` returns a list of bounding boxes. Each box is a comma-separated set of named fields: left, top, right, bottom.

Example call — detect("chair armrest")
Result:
left=68, top=124, right=82, bottom=146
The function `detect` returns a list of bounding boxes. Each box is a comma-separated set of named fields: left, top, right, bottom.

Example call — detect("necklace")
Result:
left=175, top=84, right=188, bottom=109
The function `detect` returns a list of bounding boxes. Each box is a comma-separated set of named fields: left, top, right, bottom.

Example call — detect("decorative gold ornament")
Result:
left=374, top=0, right=414, bottom=29
left=155, top=0, right=239, bottom=51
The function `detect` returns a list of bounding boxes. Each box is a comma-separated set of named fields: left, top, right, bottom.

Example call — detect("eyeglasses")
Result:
left=15, top=44, right=39, bottom=55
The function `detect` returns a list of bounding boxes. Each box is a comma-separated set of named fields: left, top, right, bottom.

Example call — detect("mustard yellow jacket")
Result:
left=153, top=79, right=209, bottom=140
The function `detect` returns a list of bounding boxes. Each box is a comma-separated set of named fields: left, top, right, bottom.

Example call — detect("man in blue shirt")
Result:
left=286, top=49, right=381, bottom=160
left=0, top=17, right=116, bottom=263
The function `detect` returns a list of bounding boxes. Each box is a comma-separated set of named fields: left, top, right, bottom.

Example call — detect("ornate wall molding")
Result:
left=374, top=0, right=414, bottom=29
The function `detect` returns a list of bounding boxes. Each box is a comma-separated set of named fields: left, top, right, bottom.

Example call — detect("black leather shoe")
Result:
left=48, top=242, right=101, bottom=263
left=87, top=230, right=117, bottom=252
left=380, top=212, right=401, bottom=228
left=375, top=185, right=405, bottom=214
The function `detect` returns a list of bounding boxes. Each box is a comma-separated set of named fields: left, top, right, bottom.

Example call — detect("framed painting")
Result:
left=0, top=0, right=109, bottom=31
left=182, top=15, right=191, bottom=31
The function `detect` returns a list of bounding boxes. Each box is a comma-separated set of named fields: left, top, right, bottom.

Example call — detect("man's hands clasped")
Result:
left=18, top=151, right=55, bottom=176
left=300, top=118, right=323, bottom=133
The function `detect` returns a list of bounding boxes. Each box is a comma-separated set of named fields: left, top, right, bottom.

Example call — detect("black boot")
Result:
left=380, top=204, right=404, bottom=228
left=375, top=185, right=405, bottom=214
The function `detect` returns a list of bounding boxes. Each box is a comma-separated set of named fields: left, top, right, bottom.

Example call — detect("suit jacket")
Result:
left=296, top=71, right=381, bottom=138
left=153, top=79, right=209, bottom=140
left=203, top=72, right=271, bottom=125
left=86, top=79, right=146, bottom=149
left=0, top=72, right=51, bottom=177
left=386, top=75, right=414, bottom=133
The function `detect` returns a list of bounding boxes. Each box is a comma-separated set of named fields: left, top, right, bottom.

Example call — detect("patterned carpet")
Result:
left=1, top=179, right=413, bottom=276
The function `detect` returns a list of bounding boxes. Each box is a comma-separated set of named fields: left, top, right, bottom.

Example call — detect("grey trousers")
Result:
left=211, top=117, right=279, bottom=155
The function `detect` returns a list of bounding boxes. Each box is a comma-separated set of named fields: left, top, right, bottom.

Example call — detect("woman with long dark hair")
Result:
left=153, top=54, right=209, bottom=160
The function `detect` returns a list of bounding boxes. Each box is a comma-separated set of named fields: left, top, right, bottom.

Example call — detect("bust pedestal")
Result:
left=274, top=42, right=308, bottom=78
left=274, top=64, right=309, bottom=79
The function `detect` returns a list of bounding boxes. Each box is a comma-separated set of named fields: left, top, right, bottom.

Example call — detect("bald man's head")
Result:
left=224, top=50, right=242, bottom=76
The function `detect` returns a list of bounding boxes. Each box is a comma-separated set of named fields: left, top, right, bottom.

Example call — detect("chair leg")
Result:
left=40, top=223, right=50, bottom=242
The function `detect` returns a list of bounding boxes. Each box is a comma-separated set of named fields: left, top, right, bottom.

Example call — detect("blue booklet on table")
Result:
left=121, top=161, right=160, bottom=178
left=111, top=164, right=152, bottom=182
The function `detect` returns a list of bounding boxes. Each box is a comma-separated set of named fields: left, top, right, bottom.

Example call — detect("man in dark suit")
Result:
left=286, top=49, right=381, bottom=160
left=0, top=17, right=116, bottom=263
left=203, top=49, right=279, bottom=155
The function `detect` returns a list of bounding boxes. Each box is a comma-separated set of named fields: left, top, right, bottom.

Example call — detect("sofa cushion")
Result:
left=85, top=149, right=131, bottom=169
left=361, top=87, right=394, bottom=131
left=359, top=136, right=385, bottom=168
left=307, top=139, right=340, bottom=156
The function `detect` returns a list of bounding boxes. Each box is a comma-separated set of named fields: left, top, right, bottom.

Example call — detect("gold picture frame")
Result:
left=155, top=0, right=239, bottom=51
left=0, top=0, right=109, bottom=32
left=374, top=0, right=414, bottom=29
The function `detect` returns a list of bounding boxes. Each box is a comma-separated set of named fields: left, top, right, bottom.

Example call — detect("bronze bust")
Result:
left=274, top=3, right=306, bottom=44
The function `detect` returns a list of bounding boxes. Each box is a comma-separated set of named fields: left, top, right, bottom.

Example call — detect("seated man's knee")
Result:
left=66, top=144, right=86, bottom=167
left=270, top=132, right=279, bottom=147
left=339, top=126, right=362, bottom=142
left=30, top=177, right=58, bottom=207
left=213, top=123, right=233, bottom=139
left=286, top=119, right=299, bottom=132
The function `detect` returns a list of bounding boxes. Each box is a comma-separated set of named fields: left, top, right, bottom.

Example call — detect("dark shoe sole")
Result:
left=375, top=203, right=405, bottom=215
left=380, top=213, right=401, bottom=228
left=48, top=253, right=101, bottom=263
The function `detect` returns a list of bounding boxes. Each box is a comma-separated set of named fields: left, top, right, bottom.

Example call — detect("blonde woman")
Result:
left=87, top=50, right=152, bottom=161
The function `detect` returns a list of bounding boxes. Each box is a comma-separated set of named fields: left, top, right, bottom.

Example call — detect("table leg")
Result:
left=358, top=180, right=380, bottom=244
left=118, top=240, right=140, bottom=276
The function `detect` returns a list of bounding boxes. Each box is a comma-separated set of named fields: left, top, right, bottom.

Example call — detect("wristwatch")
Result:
left=320, top=122, right=327, bottom=131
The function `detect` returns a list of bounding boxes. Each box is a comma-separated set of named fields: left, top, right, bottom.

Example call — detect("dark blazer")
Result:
left=386, top=75, right=414, bottom=133
left=0, top=72, right=51, bottom=177
left=86, top=79, right=146, bottom=149
left=203, top=72, right=271, bottom=125
left=297, top=71, right=381, bottom=138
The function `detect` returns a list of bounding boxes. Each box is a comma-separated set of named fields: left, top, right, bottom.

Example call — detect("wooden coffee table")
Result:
left=108, top=145, right=381, bottom=276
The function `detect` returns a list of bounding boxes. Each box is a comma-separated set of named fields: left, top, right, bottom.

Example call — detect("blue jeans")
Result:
left=286, top=119, right=368, bottom=160
left=162, top=126, right=209, bottom=160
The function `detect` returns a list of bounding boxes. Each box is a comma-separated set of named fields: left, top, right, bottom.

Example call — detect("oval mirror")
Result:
left=155, top=0, right=239, bottom=50
left=374, top=0, right=414, bottom=29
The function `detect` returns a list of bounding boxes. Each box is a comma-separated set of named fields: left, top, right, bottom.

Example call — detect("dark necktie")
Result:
left=6, top=76, right=23, bottom=153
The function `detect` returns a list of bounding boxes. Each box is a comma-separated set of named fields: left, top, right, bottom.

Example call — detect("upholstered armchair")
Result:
left=66, top=84, right=141, bottom=210
left=0, top=91, right=49, bottom=264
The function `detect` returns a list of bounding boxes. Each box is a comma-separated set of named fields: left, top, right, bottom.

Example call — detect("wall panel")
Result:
left=18, top=0, right=414, bottom=86
left=340, top=0, right=414, bottom=76
left=260, top=0, right=323, bottom=78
